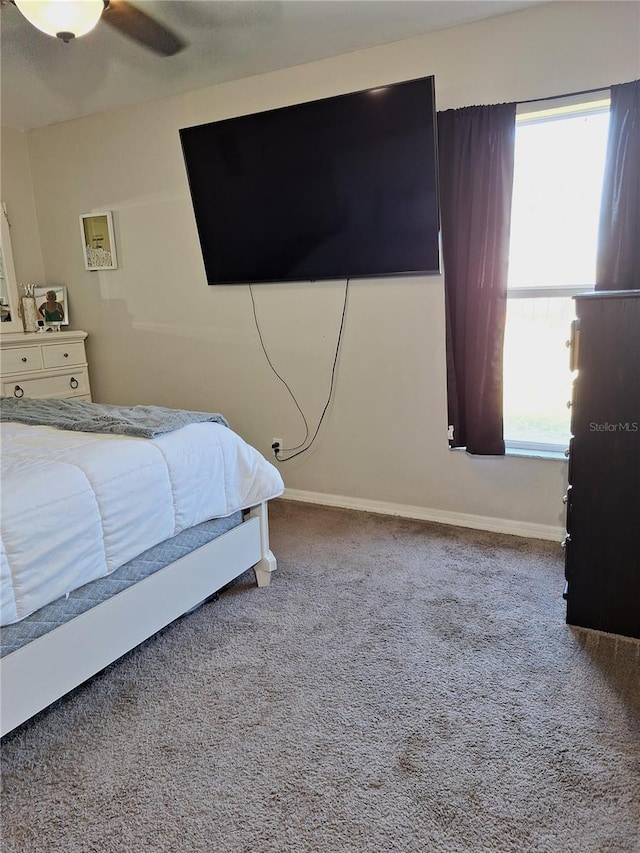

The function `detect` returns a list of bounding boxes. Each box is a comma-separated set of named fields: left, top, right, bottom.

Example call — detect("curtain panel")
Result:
left=437, top=103, right=516, bottom=456
left=596, top=79, right=640, bottom=291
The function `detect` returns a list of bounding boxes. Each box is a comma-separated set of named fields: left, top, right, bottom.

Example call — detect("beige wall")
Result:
left=13, top=2, right=640, bottom=530
left=0, top=126, right=45, bottom=285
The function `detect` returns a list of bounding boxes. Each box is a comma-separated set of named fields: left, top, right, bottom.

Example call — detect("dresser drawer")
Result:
left=1, top=346, right=43, bottom=374
left=42, top=341, right=86, bottom=369
left=4, top=369, right=90, bottom=400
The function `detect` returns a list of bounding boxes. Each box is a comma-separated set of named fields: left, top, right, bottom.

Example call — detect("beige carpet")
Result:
left=1, top=500, right=639, bottom=852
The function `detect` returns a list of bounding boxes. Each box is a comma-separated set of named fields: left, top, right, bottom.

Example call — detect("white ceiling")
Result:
left=1, top=0, right=544, bottom=130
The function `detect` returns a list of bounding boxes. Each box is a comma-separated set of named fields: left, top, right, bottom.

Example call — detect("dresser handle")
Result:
left=564, top=448, right=570, bottom=458
left=69, top=377, right=79, bottom=390
left=14, top=385, right=24, bottom=398
left=63, top=352, right=69, bottom=358
left=566, top=400, right=572, bottom=409
left=562, top=494, right=569, bottom=504
left=561, top=535, right=571, bottom=549
left=21, top=357, right=27, bottom=363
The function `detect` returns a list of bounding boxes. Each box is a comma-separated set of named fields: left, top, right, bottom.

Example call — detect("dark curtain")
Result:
left=596, top=79, right=640, bottom=291
left=437, top=103, right=516, bottom=455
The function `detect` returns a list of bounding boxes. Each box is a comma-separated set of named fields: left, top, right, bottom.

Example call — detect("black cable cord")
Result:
left=249, top=283, right=309, bottom=452
left=249, top=280, right=350, bottom=462
left=276, top=279, right=350, bottom=462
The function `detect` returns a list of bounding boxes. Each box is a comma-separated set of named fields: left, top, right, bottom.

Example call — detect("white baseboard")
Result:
left=279, top=488, right=564, bottom=542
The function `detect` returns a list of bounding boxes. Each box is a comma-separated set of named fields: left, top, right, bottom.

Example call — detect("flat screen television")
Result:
left=180, top=75, right=440, bottom=285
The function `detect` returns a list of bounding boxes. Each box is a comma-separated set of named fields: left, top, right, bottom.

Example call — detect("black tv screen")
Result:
left=180, top=76, right=439, bottom=284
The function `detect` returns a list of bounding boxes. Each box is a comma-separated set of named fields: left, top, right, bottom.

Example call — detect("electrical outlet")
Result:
left=271, top=437, right=282, bottom=450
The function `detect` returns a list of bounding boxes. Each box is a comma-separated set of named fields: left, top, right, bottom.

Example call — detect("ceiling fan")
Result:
left=10, top=0, right=187, bottom=56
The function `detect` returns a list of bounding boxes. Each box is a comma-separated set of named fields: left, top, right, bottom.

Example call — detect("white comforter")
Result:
left=0, top=421, right=284, bottom=626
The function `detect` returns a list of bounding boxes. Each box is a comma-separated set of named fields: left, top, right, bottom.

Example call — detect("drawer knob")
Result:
left=14, top=385, right=24, bottom=398
left=564, top=448, right=570, bottom=458
left=561, top=535, right=571, bottom=549
left=562, top=494, right=569, bottom=505
left=69, top=377, right=79, bottom=390
left=21, top=357, right=27, bottom=363
left=566, top=400, right=572, bottom=409
left=63, top=352, right=69, bottom=358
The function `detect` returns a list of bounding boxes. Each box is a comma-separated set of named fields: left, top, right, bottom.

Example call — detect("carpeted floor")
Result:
left=1, top=499, right=639, bottom=853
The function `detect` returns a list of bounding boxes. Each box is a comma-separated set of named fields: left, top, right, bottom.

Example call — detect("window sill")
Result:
left=449, top=445, right=568, bottom=460
left=505, top=446, right=567, bottom=461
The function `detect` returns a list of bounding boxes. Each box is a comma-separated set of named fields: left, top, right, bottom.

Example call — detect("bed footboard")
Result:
left=248, top=502, right=277, bottom=587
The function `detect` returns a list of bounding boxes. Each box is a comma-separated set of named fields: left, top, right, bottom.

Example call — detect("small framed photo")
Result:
left=34, top=285, right=69, bottom=328
left=79, top=211, right=118, bottom=270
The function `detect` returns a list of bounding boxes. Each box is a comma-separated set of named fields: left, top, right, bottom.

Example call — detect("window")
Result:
left=503, top=94, right=610, bottom=454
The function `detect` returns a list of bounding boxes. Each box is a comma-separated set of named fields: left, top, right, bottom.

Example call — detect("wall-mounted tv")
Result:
left=180, top=75, right=440, bottom=285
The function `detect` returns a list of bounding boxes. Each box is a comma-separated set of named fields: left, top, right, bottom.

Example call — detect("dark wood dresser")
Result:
left=564, top=290, right=640, bottom=639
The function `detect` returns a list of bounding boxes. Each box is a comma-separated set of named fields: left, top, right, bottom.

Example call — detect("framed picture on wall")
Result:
left=79, top=211, right=118, bottom=271
left=34, top=285, right=69, bottom=328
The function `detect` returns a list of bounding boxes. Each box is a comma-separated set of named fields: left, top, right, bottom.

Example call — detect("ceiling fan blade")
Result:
left=103, top=0, right=186, bottom=56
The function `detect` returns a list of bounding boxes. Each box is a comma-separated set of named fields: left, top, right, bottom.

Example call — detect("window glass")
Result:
left=503, top=100, right=610, bottom=451
left=503, top=296, right=575, bottom=447
left=508, top=111, right=610, bottom=288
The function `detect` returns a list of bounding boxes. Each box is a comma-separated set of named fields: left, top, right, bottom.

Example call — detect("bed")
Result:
left=0, top=398, right=284, bottom=737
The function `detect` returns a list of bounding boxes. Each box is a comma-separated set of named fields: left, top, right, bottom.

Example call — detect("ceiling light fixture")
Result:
left=14, top=0, right=107, bottom=43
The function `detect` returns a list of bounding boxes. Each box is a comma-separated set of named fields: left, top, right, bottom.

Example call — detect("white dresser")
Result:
left=0, top=330, right=92, bottom=401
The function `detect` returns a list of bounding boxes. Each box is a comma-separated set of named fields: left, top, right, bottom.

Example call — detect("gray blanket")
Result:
left=0, top=397, right=228, bottom=438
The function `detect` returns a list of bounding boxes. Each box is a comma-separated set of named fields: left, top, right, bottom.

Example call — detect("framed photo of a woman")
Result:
left=34, top=286, right=69, bottom=328
left=80, top=211, right=118, bottom=271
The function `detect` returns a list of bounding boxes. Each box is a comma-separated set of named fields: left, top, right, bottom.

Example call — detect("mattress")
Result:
left=0, top=512, right=243, bottom=658
left=1, top=420, right=284, bottom=625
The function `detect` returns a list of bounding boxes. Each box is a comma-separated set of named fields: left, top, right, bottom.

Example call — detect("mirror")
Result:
left=0, top=203, right=23, bottom=334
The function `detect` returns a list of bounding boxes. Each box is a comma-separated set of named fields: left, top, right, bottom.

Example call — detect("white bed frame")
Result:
left=0, top=502, right=276, bottom=738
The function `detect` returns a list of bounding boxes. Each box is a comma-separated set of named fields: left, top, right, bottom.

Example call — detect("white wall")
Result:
left=14, top=1, right=640, bottom=532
